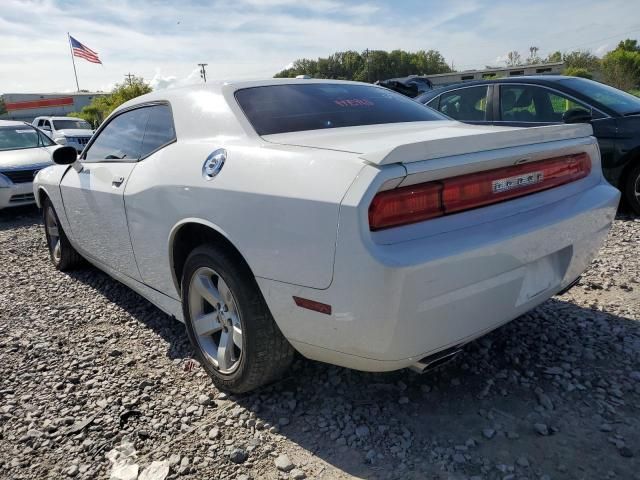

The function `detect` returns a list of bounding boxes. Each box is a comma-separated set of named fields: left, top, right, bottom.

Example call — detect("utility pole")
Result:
left=124, top=73, right=135, bottom=85
left=198, top=63, right=208, bottom=83
left=364, top=49, right=370, bottom=83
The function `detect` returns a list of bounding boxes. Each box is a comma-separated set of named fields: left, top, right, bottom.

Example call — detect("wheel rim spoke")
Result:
left=218, top=278, right=233, bottom=305
left=193, top=273, right=223, bottom=307
left=193, top=312, right=222, bottom=336
left=47, top=225, right=59, bottom=237
left=232, top=324, right=243, bottom=348
left=53, top=240, right=61, bottom=261
left=188, top=267, right=243, bottom=374
left=217, top=330, right=233, bottom=371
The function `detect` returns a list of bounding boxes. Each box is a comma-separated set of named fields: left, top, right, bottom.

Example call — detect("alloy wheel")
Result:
left=45, top=207, right=61, bottom=263
left=188, top=267, right=243, bottom=374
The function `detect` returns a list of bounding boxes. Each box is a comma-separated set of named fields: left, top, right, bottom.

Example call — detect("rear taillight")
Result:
left=369, top=153, right=591, bottom=231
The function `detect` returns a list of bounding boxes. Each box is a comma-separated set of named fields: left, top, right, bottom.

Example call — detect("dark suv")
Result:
left=416, top=76, right=640, bottom=213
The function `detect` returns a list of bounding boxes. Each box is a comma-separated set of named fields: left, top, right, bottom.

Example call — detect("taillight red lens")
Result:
left=443, top=152, right=591, bottom=214
left=369, top=182, right=443, bottom=231
left=369, top=153, right=591, bottom=231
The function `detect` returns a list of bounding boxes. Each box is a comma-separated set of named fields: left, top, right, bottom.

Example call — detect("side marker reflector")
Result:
left=293, top=296, right=332, bottom=315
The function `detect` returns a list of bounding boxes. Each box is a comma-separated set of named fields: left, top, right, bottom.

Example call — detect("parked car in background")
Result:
left=35, top=79, right=618, bottom=393
left=32, top=116, right=93, bottom=154
left=376, top=75, right=433, bottom=97
left=0, top=120, right=56, bottom=209
left=416, top=76, right=640, bottom=213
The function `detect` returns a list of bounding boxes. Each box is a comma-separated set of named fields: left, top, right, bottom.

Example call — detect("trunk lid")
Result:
left=261, top=121, right=594, bottom=166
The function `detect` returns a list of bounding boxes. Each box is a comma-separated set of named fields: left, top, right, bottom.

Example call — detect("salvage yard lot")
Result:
left=0, top=207, right=639, bottom=480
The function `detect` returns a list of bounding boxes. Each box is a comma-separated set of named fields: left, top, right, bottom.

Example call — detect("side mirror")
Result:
left=52, top=145, right=78, bottom=165
left=562, top=108, right=592, bottom=124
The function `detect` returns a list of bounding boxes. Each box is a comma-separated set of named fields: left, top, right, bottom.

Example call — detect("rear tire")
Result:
left=623, top=163, right=640, bottom=215
left=181, top=245, right=294, bottom=393
left=43, top=198, right=83, bottom=271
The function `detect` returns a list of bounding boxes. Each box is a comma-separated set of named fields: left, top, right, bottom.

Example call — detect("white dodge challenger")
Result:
left=34, top=79, right=620, bottom=393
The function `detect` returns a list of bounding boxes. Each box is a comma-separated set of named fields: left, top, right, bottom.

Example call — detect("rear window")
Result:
left=235, top=83, right=447, bottom=135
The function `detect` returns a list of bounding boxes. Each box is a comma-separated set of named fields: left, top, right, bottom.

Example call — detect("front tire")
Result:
left=623, top=163, right=640, bottom=215
left=181, top=245, right=294, bottom=393
left=43, top=198, right=82, bottom=271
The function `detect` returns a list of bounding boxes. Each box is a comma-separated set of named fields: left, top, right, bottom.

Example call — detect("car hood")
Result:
left=54, top=129, right=94, bottom=137
left=261, top=121, right=594, bottom=165
left=0, top=146, right=57, bottom=169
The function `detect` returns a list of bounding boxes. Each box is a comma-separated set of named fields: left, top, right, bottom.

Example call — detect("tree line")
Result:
left=274, top=39, right=640, bottom=93
left=59, top=38, right=640, bottom=126
left=274, top=49, right=452, bottom=82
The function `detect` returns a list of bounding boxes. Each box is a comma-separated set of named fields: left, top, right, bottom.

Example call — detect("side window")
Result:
left=500, top=85, right=593, bottom=123
left=546, top=91, right=592, bottom=120
left=140, top=105, right=176, bottom=157
left=43, top=120, right=52, bottom=129
left=426, top=97, right=439, bottom=110
left=437, top=86, right=488, bottom=121
left=84, top=108, right=150, bottom=162
left=37, top=119, right=44, bottom=127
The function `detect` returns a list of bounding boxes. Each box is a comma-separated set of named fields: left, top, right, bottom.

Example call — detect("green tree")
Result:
left=274, top=49, right=451, bottom=82
left=563, top=67, right=593, bottom=79
left=562, top=50, right=601, bottom=71
left=616, top=38, right=640, bottom=52
left=68, top=76, right=152, bottom=126
left=602, top=48, right=640, bottom=90
left=546, top=51, right=563, bottom=63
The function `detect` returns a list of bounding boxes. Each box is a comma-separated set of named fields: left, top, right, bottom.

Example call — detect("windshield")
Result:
left=53, top=119, right=91, bottom=130
left=0, top=125, right=55, bottom=151
left=235, top=83, right=447, bottom=135
left=560, top=77, right=640, bottom=115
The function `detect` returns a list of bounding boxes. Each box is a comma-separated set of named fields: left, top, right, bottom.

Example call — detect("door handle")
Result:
left=112, top=176, right=125, bottom=187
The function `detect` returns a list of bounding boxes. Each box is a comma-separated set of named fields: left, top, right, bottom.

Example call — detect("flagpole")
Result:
left=67, top=33, right=80, bottom=92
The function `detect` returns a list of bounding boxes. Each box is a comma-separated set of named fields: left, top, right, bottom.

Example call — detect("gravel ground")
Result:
left=1, top=206, right=639, bottom=480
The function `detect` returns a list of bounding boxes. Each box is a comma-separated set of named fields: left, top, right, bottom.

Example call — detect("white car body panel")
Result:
left=33, top=79, right=620, bottom=372
left=60, top=162, right=142, bottom=281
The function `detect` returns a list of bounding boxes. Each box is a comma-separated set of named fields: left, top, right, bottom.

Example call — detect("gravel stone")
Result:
left=1, top=208, right=638, bottom=479
left=534, top=423, right=550, bottom=436
left=290, top=468, right=306, bottom=479
left=229, top=448, right=248, bottom=464
left=275, top=454, right=294, bottom=472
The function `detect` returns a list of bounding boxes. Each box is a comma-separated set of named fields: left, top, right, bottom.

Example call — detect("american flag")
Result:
left=69, top=35, right=101, bottom=64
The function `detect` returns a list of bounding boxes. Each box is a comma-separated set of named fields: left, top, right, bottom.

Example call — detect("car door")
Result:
left=59, top=106, right=151, bottom=281
left=495, top=84, right=618, bottom=174
left=430, top=85, right=492, bottom=124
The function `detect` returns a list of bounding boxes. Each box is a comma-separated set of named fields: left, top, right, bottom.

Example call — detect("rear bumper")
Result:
left=258, top=181, right=620, bottom=372
left=0, top=181, right=36, bottom=209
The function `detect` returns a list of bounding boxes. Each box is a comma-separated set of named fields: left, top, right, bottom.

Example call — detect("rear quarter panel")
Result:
left=124, top=140, right=365, bottom=298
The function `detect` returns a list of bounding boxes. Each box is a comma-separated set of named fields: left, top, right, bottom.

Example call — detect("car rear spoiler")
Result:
left=359, top=124, right=594, bottom=166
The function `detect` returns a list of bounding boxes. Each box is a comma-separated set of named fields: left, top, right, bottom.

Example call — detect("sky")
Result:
left=2, top=0, right=640, bottom=93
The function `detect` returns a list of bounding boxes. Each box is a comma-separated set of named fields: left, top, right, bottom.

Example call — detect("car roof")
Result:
left=115, top=78, right=375, bottom=110
left=111, top=78, right=392, bottom=139
left=416, top=75, right=583, bottom=101
left=0, top=120, right=31, bottom=127
left=35, top=116, right=85, bottom=121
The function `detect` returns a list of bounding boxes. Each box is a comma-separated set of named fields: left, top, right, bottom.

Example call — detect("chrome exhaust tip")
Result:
left=409, top=346, right=463, bottom=374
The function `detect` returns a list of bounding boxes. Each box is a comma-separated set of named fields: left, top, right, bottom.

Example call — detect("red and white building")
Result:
left=0, top=92, right=105, bottom=122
